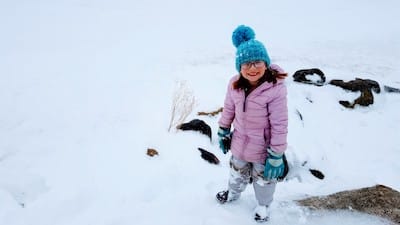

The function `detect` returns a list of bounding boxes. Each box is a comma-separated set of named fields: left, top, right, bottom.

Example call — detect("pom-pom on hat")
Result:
left=232, top=25, right=270, bottom=71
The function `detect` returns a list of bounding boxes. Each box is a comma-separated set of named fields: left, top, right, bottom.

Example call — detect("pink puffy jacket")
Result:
left=218, top=64, right=288, bottom=163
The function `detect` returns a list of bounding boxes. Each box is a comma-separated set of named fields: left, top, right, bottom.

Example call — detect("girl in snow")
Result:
left=216, top=25, right=288, bottom=222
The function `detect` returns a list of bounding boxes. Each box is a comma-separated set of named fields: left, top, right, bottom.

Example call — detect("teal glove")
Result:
left=264, top=148, right=285, bottom=180
left=217, top=127, right=231, bottom=154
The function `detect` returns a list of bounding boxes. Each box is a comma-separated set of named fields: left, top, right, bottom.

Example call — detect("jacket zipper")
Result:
left=241, top=88, right=252, bottom=159
left=243, top=88, right=249, bottom=112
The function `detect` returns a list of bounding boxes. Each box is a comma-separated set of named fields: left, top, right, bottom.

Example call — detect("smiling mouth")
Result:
left=248, top=73, right=259, bottom=76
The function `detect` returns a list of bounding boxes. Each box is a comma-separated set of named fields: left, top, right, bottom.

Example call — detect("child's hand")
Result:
left=217, top=127, right=231, bottom=154
left=263, top=148, right=284, bottom=180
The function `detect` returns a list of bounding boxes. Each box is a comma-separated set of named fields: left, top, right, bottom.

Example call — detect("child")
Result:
left=216, top=25, right=288, bottom=222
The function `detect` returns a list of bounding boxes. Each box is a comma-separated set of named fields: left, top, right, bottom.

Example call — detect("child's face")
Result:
left=240, top=61, right=266, bottom=86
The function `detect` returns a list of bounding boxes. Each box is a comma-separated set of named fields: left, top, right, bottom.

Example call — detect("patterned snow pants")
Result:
left=228, top=155, right=276, bottom=206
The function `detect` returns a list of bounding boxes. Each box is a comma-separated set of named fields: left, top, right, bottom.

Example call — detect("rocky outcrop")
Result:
left=339, top=88, right=374, bottom=108
left=147, top=148, right=159, bottom=157
left=329, top=78, right=381, bottom=108
left=293, top=68, right=326, bottom=86
left=198, top=148, right=220, bottom=165
left=297, top=185, right=400, bottom=224
left=329, top=78, right=381, bottom=93
left=177, top=119, right=212, bottom=140
left=384, top=85, right=400, bottom=93
left=291, top=68, right=393, bottom=108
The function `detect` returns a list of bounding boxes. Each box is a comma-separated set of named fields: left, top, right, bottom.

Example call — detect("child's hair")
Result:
left=233, top=67, right=288, bottom=90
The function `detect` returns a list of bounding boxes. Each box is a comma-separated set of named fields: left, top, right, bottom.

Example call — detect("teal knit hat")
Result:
left=232, top=25, right=271, bottom=71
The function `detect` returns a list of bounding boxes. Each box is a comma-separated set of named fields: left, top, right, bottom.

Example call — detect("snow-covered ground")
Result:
left=1, top=0, right=399, bottom=224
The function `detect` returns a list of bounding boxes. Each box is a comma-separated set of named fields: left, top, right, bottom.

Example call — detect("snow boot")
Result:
left=253, top=205, right=270, bottom=223
left=217, top=190, right=241, bottom=204
left=216, top=190, right=230, bottom=204
left=216, top=190, right=241, bottom=204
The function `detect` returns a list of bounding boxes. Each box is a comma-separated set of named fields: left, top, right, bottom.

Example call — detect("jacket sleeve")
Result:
left=268, top=83, right=288, bottom=153
left=218, top=79, right=236, bottom=129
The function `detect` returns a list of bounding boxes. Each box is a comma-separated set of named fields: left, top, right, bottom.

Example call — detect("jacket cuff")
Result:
left=268, top=147, right=284, bottom=157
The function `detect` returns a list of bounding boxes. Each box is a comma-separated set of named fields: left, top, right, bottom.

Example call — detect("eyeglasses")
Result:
left=241, top=61, right=265, bottom=70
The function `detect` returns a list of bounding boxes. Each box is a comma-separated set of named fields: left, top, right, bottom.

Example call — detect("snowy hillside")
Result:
left=1, top=0, right=399, bottom=224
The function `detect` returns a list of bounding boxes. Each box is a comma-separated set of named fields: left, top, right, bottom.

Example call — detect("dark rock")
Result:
left=301, top=161, right=325, bottom=180
left=293, top=68, right=326, bottom=86
left=198, top=148, right=220, bottom=164
left=309, top=169, right=324, bottom=180
left=339, top=89, right=374, bottom=108
left=297, top=185, right=400, bottom=224
left=329, top=78, right=380, bottom=108
left=330, top=78, right=381, bottom=93
left=295, top=109, right=305, bottom=127
left=147, top=148, right=159, bottom=157
left=295, top=109, right=303, bottom=121
left=177, top=119, right=212, bottom=140
left=384, top=85, right=400, bottom=93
